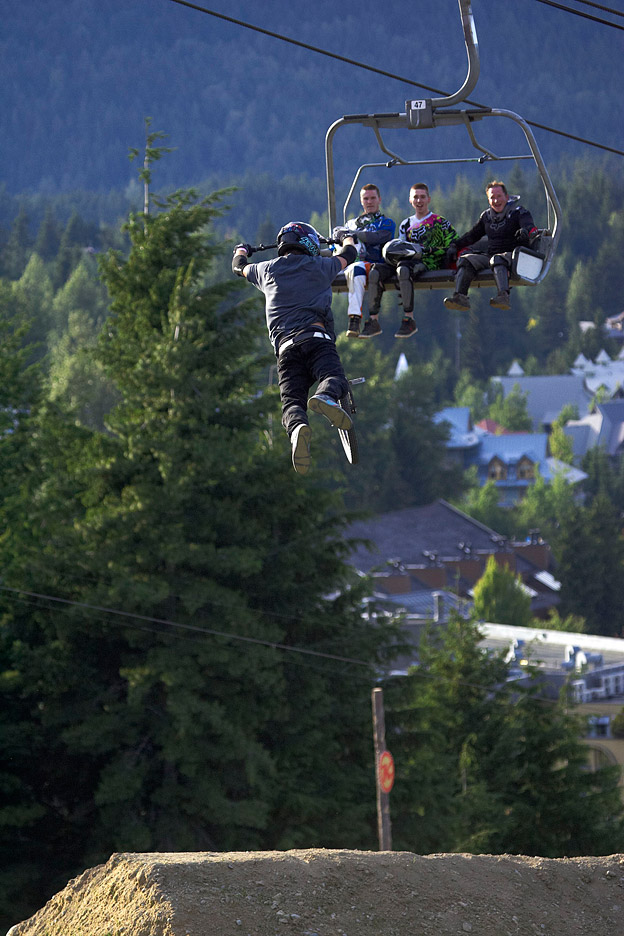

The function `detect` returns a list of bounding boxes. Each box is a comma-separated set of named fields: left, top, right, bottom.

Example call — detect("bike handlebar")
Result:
left=245, top=237, right=340, bottom=253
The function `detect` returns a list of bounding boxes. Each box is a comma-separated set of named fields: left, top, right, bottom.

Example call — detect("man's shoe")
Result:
left=394, top=317, right=417, bottom=339
left=291, top=423, right=312, bottom=475
left=359, top=318, right=382, bottom=338
left=443, top=293, right=470, bottom=311
left=308, top=393, right=353, bottom=431
left=490, top=290, right=511, bottom=310
left=346, top=315, right=361, bottom=338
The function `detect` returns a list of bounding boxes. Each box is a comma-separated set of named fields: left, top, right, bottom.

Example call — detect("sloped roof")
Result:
left=382, top=588, right=471, bottom=619
left=543, top=457, right=588, bottom=484
left=597, top=400, right=624, bottom=454
left=475, top=419, right=510, bottom=435
left=433, top=407, right=480, bottom=449
left=468, top=432, right=547, bottom=465
left=491, top=375, right=593, bottom=429
left=564, top=400, right=624, bottom=457
left=347, top=499, right=507, bottom=573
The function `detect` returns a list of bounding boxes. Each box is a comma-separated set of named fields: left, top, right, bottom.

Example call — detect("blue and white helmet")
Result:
left=277, top=221, right=321, bottom=257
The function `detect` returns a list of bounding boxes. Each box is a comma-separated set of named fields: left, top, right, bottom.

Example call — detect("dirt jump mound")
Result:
left=7, top=848, right=624, bottom=936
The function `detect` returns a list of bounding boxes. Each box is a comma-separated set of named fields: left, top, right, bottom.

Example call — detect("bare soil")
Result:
left=7, top=849, right=624, bottom=936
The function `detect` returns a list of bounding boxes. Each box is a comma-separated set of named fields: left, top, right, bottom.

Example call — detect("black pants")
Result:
left=277, top=336, right=349, bottom=437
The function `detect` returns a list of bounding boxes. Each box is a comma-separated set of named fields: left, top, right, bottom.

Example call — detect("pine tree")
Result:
left=0, top=207, right=32, bottom=279
left=0, top=182, right=399, bottom=922
left=33, top=205, right=62, bottom=262
left=556, top=492, right=624, bottom=636
left=385, top=615, right=624, bottom=857
left=472, top=555, right=533, bottom=627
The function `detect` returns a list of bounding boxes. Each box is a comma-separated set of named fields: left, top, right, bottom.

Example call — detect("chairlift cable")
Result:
left=573, top=0, right=624, bottom=16
left=532, top=0, right=624, bottom=27
left=163, top=0, right=624, bottom=157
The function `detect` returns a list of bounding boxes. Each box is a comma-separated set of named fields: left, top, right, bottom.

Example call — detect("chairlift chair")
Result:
left=327, top=0, right=561, bottom=294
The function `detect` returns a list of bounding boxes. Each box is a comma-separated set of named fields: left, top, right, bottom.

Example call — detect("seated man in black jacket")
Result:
left=444, top=180, right=538, bottom=312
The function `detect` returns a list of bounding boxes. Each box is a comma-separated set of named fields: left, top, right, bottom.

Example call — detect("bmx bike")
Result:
left=338, top=377, right=364, bottom=465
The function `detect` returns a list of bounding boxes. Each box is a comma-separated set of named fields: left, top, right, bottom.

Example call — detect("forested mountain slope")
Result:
left=1, top=0, right=622, bottom=195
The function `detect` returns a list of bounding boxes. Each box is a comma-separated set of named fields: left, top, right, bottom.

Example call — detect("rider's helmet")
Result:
left=382, top=238, right=424, bottom=266
left=277, top=221, right=322, bottom=257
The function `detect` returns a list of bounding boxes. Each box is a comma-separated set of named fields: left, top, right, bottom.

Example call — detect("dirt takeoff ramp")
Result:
left=7, top=848, right=624, bottom=936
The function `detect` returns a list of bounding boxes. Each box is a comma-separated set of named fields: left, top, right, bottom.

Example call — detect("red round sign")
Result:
left=378, top=750, right=395, bottom=793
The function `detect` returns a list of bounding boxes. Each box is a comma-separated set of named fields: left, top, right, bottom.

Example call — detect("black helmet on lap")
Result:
left=277, top=221, right=321, bottom=257
left=382, top=238, right=423, bottom=266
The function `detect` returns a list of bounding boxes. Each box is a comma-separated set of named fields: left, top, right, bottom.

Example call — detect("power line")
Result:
left=163, top=0, right=624, bottom=158
left=0, top=583, right=576, bottom=705
left=532, top=0, right=624, bottom=28
left=0, top=583, right=374, bottom=668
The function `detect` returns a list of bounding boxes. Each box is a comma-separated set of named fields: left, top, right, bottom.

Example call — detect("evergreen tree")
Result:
left=513, top=469, right=576, bottom=545
left=386, top=615, right=624, bottom=857
left=471, top=555, right=533, bottom=627
left=0, top=207, right=32, bottom=279
left=12, top=253, right=54, bottom=357
left=455, top=479, right=515, bottom=538
left=556, top=492, right=624, bottom=636
left=33, top=205, right=62, bottom=262
left=0, top=183, right=398, bottom=923
left=486, top=382, right=532, bottom=432
left=47, top=258, right=118, bottom=431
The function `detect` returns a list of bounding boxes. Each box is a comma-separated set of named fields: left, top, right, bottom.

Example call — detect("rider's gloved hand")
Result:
left=514, top=228, right=531, bottom=247
left=445, top=243, right=458, bottom=265
left=332, top=227, right=356, bottom=246
left=233, top=243, right=254, bottom=257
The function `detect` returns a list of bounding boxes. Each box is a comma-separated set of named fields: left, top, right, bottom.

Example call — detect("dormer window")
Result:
left=517, top=456, right=535, bottom=480
left=488, top=456, right=507, bottom=480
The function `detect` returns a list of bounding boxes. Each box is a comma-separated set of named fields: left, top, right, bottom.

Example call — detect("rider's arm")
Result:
left=232, top=247, right=250, bottom=278
left=455, top=215, right=486, bottom=251
left=335, top=237, right=357, bottom=271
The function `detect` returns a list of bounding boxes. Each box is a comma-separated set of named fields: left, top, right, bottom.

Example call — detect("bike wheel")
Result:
left=339, top=392, right=359, bottom=465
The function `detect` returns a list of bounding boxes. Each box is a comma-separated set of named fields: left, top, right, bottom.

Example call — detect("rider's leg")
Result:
left=345, top=261, right=368, bottom=317
left=443, top=258, right=477, bottom=310
left=489, top=254, right=511, bottom=309
left=306, top=339, right=352, bottom=430
left=397, top=263, right=414, bottom=316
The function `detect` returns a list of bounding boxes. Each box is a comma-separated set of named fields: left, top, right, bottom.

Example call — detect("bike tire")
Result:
left=339, top=392, right=359, bottom=465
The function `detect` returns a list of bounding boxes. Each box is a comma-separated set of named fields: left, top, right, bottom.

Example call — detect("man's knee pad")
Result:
left=489, top=255, right=510, bottom=271
left=398, top=265, right=411, bottom=283
left=368, top=267, right=381, bottom=288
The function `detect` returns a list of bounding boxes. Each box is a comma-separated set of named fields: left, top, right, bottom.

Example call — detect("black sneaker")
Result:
left=443, top=293, right=470, bottom=311
left=395, top=317, right=417, bottom=338
left=359, top=318, right=382, bottom=339
left=308, top=394, right=353, bottom=430
left=490, top=290, right=511, bottom=310
left=346, top=315, right=361, bottom=338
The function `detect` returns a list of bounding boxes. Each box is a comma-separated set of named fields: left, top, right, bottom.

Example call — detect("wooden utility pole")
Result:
left=372, top=687, right=393, bottom=851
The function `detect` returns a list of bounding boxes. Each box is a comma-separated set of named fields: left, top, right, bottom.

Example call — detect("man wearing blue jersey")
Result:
left=332, top=183, right=395, bottom=338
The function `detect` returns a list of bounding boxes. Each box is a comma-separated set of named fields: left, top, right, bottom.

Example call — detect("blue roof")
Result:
left=467, top=433, right=548, bottom=466
left=433, top=406, right=481, bottom=449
